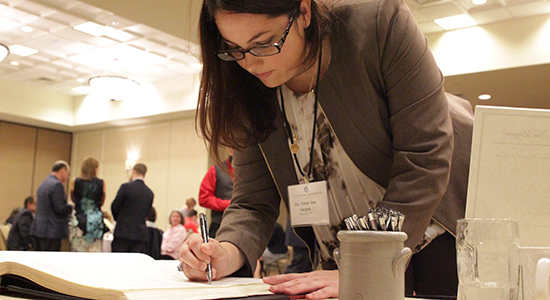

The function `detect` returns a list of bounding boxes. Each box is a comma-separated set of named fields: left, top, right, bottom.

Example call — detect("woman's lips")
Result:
left=255, top=70, right=273, bottom=80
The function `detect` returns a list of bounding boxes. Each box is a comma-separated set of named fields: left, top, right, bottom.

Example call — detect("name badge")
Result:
left=288, top=180, right=330, bottom=226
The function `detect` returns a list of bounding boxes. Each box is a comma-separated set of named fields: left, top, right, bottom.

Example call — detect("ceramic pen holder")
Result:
left=334, top=230, right=412, bottom=300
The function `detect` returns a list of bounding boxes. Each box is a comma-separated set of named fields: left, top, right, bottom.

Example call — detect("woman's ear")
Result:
left=299, top=0, right=312, bottom=28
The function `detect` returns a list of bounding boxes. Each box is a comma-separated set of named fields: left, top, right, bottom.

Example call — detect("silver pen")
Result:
left=199, top=213, right=213, bottom=284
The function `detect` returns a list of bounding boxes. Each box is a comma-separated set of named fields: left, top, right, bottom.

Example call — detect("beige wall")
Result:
left=2, top=115, right=288, bottom=233
left=0, top=122, right=72, bottom=222
left=71, top=115, right=210, bottom=231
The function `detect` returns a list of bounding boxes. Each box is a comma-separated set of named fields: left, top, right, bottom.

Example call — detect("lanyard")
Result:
left=279, top=45, right=323, bottom=182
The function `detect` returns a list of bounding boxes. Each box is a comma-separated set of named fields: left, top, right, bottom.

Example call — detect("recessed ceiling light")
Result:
left=478, top=94, right=491, bottom=100
left=112, top=21, right=119, bottom=26
left=434, top=14, right=477, bottom=31
left=10, top=61, right=19, bottom=66
left=73, top=22, right=105, bottom=36
left=8, top=44, right=38, bottom=57
left=73, top=21, right=134, bottom=41
left=472, top=0, right=487, bottom=4
left=76, top=78, right=85, bottom=83
left=21, top=26, right=33, bottom=33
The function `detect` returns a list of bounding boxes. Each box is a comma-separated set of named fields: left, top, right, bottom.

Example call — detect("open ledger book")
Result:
left=0, top=251, right=282, bottom=300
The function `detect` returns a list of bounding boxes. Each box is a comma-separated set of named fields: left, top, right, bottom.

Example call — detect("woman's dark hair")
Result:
left=147, top=206, right=157, bottom=222
left=196, top=0, right=331, bottom=164
left=169, top=210, right=185, bottom=225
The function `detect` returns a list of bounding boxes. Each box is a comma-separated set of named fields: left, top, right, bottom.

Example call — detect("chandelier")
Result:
left=88, top=58, right=139, bottom=101
left=0, top=43, right=9, bottom=62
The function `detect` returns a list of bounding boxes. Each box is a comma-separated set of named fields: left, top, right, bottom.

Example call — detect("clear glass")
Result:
left=216, top=16, right=294, bottom=62
left=457, top=218, right=520, bottom=300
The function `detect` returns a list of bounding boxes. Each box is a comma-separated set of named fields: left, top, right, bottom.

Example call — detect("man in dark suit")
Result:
left=30, top=160, right=74, bottom=251
left=7, top=196, right=37, bottom=250
left=111, top=163, right=154, bottom=253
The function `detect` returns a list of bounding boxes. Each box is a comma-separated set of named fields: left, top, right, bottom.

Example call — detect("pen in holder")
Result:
left=199, top=213, right=213, bottom=284
left=335, top=208, right=411, bottom=300
left=342, top=207, right=405, bottom=231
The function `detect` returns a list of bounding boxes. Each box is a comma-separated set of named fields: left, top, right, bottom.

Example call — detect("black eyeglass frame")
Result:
left=216, top=16, right=295, bottom=62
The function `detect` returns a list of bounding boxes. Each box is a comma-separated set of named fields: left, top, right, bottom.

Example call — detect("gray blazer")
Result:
left=30, top=175, right=73, bottom=239
left=215, top=0, right=474, bottom=271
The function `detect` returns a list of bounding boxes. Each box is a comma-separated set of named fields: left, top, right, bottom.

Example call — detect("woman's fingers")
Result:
left=264, top=270, right=339, bottom=299
left=262, top=273, right=304, bottom=284
left=179, top=233, right=214, bottom=280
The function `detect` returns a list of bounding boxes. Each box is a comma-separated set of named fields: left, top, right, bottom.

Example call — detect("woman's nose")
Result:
left=239, top=54, right=263, bottom=73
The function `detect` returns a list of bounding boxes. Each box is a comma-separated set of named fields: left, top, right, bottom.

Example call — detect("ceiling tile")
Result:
left=418, top=2, right=466, bottom=19
left=469, top=7, right=514, bottom=24
left=94, top=13, right=136, bottom=29
left=62, top=1, right=110, bottom=20
left=25, top=14, right=66, bottom=31
left=12, top=0, right=56, bottom=18
left=2, top=0, right=542, bottom=101
left=507, top=1, right=550, bottom=18
left=417, top=21, right=445, bottom=33
left=0, top=4, right=38, bottom=24
left=44, top=9, right=86, bottom=26
left=409, top=8, right=431, bottom=22
left=53, top=26, right=118, bottom=47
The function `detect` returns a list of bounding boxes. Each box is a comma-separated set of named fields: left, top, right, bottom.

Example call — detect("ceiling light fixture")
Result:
left=88, top=58, right=140, bottom=101
left=8, top=44, right=38, bottom=57
left=0, top=43, right=9, bottom=62
left=478, top=94, right=491, bottom=100
left=21, top=26, right=33, bottom=33
left=89, top=76, right=139, bottom=101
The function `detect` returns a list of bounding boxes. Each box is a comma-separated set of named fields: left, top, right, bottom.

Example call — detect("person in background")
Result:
left=179, top=0, right=473, bottom=298
left=30, top=161, right=73, bottom=251
left=283, top=221, right=312, bottom=274
left=7, top=196, right=36, bottom=251
left=180, top=197, right=197, bottom=219
left=111, top=163, right=154, bottom=253
left=160, top=210, right=187, bottom=260
left=184, top=209, right=199, bottom=234
left=69, top=157, right=106, bottom=252
left=254, top=222, right=289, bottom=278
left=145, top=206, right=163, bottom=259
left=5, top=207, right=20, bottom=225
left=198, top=148, right=233, bottom=238
left=261, top=223, right=288, bottom=265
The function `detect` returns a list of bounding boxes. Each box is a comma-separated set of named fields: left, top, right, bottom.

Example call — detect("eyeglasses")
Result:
left=216, top=16, right=294, bottom=62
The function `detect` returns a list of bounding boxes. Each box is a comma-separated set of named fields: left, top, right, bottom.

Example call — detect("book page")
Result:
left=0, top=252, right=272, bottom=300
left=466, top=105, right=550, bottom=247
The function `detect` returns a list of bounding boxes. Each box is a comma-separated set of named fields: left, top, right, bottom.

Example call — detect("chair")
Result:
left=145, top=227, right=163, bottom=259
left=0, top=223, right=12, bottom=250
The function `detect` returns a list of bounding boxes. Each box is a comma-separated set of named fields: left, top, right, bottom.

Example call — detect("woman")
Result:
left=70, top=157, right=106, bottom=252
left=161, top=210, right=188, bottom=260
left=180, top=197, right=196, bottom=220
left=180, top=0, right=474, bottom=298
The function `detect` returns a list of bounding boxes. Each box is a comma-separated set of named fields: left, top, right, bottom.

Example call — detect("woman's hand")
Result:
left=178, top=233, right=245, bottom=281
left=263, top=270, right=339, bottom=300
